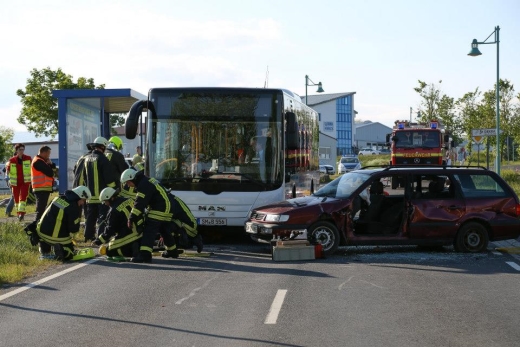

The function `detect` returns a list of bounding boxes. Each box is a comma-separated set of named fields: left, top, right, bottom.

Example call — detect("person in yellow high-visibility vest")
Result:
left=7, top=143, right=32, bottom=221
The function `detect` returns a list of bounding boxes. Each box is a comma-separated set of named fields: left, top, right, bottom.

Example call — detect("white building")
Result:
left=303, top=92, right=356, bottom=159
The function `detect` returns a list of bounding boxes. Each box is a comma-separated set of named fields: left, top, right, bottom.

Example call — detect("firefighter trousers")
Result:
left=139, top=219, right=177, bottom=255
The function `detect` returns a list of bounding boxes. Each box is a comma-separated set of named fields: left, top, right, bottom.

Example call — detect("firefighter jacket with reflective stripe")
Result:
left=36, top=191, right=82, bottom=245
left=105, top=148, right=128, bottom=186
left=7, top=155, right=32, bottom=186
left=31, top=156, right=55, bottom=192
left=129, top=171, right=174, bottom=223
left=73, top=151, right=92, bottom=187
left=120, top=184, right=137, bottom=200
left=98, top=197, right=143, bottom=250
left=171, top=195, right=198, bottom=238
left=82, top=149, right=117, bottom=203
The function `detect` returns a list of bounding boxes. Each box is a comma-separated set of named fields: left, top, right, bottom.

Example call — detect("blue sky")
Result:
left=1, top=0, right=519, bottom=143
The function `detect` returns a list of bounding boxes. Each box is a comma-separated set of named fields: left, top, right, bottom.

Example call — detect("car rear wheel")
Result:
left=309, top=221, right=339, bottom=256
left=454, top=222, right=489, bottom=253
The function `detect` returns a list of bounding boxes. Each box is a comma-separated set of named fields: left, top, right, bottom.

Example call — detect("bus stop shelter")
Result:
left=52, top=88, right=146, bottom=192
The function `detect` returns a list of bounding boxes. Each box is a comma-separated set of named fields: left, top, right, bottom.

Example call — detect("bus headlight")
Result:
left=264, top=214, right=289, bottom=222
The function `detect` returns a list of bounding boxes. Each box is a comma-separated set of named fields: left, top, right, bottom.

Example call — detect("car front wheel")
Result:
left=454, top=222, right=489, bottom=253
left=309, top=221, right=340, bottom=256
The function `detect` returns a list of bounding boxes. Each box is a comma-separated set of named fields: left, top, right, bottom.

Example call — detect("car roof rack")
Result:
left=358, top=164, right=489, bottom=171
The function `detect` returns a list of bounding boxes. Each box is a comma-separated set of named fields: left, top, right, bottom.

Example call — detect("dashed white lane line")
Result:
left=506, top=261, right=520, bottom=271
left=264, top=289, right=287, bottom=324
left=492, top=251, right=503, bottom=256
left=0, top=259, right=99, bottom=302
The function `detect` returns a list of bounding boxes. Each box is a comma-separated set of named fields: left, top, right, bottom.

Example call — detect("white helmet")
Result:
left=100, top=187, right=117, bottom=201
left=72, top=186, right=92, bottom=199
left=92, top=136, right=108, bottom=148
left=120, top=168, right=137, bottom=184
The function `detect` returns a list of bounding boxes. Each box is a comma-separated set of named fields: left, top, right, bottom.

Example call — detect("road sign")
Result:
left=471, top=128, right=504, bottom=136
left=472, top=136, right=484, bottom=144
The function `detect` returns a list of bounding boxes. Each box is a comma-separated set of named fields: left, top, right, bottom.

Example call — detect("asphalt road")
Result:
left=1, top=240, right=520, bottom=347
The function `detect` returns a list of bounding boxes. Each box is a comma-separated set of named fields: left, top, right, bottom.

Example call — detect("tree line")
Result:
left=413, top=79, right=519, bottom=158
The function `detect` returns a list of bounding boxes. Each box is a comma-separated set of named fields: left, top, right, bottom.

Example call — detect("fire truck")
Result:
left=386, top=120, right=450, bottom=188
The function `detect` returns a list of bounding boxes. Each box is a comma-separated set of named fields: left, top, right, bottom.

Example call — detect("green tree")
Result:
left=109, top=113, right=126, bottom=134
left=16, top=67, right=105, bottom=139
left=414, top=80, right=461, bottom=143
left=0, top=126, right=15, bottom=162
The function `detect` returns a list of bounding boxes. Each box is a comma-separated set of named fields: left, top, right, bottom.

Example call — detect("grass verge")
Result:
left=0, top=221, right=59, bottom=286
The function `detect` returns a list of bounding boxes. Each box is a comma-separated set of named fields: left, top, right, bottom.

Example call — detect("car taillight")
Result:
left=516, top=204, right=520, bottom=217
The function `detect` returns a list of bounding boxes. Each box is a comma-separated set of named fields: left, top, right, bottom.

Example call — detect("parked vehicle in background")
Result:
left=386, top=120, right=451, bottom=189
left=387, top=120, right=449, bottom=165
left=358, top=147, right=381, bottom=155
left=337, top=156, right=361, bottom=174
left=379, top=148, right=390, bottom=154
left=246, top=166, right=520, bottom=255
left=319, top=164, right=335, bottom=175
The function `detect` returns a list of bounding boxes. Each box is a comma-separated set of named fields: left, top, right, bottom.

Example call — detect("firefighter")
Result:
left=7, top=143, right=32, bottom=221
left=91, top=187, right=142, bottom=259
left=120, top=168, right=179, bottom=263
left=171, top=194, right=203, bottom=253
left=81, top=137, right=117, bottom=242
left=35, top=186, right=92, bottom=261
left=31, top=145, right=56, bottom=222
left=105, top=136, right=128, bottom=187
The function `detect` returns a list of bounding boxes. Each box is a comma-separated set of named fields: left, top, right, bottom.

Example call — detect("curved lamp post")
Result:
left=468, top=26, right=500, bottom=175
left=305, top=75, right=324, bottom=105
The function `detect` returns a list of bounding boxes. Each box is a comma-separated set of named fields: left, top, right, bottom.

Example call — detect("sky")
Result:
left=1, top=0, right=519, bottom=143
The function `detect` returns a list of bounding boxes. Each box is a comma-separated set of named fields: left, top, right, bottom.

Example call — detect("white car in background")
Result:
left=337, top=156, right=361, bottom=174
left=319, top=164, right=335, bottom=175
left=357, top=147, right=381, bottom=155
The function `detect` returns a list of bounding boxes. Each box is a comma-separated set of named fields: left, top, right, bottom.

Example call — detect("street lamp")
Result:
left=305, top=75, right=324, bottom=105
left=468, top=26, right=500, bottom=175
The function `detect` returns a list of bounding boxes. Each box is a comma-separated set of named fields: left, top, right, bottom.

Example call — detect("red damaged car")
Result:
left=245, top=166, right=520, bottom=255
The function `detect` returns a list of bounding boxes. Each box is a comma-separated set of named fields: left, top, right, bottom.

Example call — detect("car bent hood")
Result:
left=255, top=195, right=339, bottom=214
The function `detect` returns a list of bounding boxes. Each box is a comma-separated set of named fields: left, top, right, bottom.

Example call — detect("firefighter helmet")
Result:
left=92, top=136, right=109, bottom=148
left=100, top=187, right=118, bottom=202
left=72, top=186, right=92, bottom=200
left=109, top=136, right=123, bottom=151
left=120, top=168, right=137, bottom=184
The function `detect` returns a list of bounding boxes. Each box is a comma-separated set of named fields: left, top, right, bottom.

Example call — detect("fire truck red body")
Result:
left=387, top=120, right=448, bottom=166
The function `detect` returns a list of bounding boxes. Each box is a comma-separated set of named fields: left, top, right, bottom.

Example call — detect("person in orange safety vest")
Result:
left=31, top=145, right=56, bottom=222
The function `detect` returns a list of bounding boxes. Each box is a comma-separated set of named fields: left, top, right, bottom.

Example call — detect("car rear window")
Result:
left=453, top=174, right=508, bottom=198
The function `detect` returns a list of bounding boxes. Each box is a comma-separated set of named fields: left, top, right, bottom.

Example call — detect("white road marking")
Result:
left=506, top=261, right=520, bottom=271
left=492, top=251, right=503, bottom=256
left=0, top=259, right=99, bottom=302
left=338, top=276, right=354, bottom=290
left=175, top=274, right=219, bottom=305
left=264, top=289, right=287, bottom=324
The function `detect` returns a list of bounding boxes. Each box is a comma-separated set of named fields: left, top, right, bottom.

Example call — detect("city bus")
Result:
left=125, top=87, right=320, bottom=228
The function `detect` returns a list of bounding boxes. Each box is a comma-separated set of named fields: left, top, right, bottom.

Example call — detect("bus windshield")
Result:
left=147, top=90, right=283, bottom=192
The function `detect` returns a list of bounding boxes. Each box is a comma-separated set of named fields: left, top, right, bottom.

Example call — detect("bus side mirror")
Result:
left=126, top=100, right=156, bottom=140
left=385, top=134, right=391, bottom=143
left=285, top=112, right=299, bottom=150
left=126, top=100, right=145, bottom=139
left=444, top=134, right=450, bottom=143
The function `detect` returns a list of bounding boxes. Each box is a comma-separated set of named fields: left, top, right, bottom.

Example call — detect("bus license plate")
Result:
left=198, top=218, right=227, bottom=226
